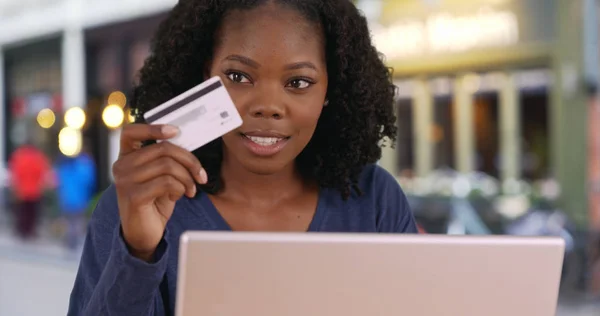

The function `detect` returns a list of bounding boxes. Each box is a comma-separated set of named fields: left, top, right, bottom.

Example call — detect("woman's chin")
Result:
left=223, top=139, right=299, bottom=176
left=242, top=160, right=292, bottom=176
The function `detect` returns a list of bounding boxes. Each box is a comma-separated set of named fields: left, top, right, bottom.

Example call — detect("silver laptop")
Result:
left=175, top=232, right=565, bottom=316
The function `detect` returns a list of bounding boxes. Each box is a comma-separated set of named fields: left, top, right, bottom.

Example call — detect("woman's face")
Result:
left=209, top=3, right=328, bottom=175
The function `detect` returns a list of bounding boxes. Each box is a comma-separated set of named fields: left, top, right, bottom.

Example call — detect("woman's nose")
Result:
left=250, top=103, right=285, bottom=119
left=247, top=84, right=286, bottom=119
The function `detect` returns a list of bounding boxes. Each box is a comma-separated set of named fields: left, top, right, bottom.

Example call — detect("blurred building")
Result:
left=0, top=0, right=175, bottom=193
left=1, top=0, right=600, bottom=228
left=363, top=0, right=600, bottom=229
left=84, top=14, right=166, bottom=189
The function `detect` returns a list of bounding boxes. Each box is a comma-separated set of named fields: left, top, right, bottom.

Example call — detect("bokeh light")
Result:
left=103, top=104, right=125, bottom=129
left=58, top=127, right=82, bottom=157
left=64, top=107, right=86, bottom=129
left=108, top=91, right=127, bottom=108
left=36, top=108, right=56, bottom=129
left=127, top=109, right=136, bottom=123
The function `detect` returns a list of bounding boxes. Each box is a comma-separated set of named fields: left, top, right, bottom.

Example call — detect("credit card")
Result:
left=143, top=76, right=243, bottom=152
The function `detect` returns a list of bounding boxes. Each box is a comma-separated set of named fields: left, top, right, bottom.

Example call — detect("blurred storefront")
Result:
left=84, top=13, right=166, bottom=190
left=3, top=38, right=63, bottom=163
left=0, top=0, right=177, bottom=193
left=363, top=0, right=598, bottom=229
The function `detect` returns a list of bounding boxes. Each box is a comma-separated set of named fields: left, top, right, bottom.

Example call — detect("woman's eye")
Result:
left=227, top=72, right=250, bottom=83
left=287, top=79, right=312, bottom=89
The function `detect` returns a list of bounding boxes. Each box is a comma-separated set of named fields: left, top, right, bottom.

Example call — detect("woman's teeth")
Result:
left=246, top=136, right=283, bottom=146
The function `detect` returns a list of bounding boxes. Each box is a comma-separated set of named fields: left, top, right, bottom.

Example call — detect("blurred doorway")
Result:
left=473, top=93, right=500, bottom=178
left=433, top=95, right=455, bottom=170
left=396, top=98, right=414, bottom=176
left=520, top=91, right=550, bottom=180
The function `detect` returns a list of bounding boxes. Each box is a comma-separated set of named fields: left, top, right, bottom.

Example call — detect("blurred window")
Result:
left=520, top=91, right=550, bottom=180
left=517, top=69, right=551, bottom=180
left=433, top=96, right=455, bottom=170
left=4, top=38, right=62, bottom=160
left=473, top=93, right=500, bottom=178
left=396, top=99, right=414, bottom=174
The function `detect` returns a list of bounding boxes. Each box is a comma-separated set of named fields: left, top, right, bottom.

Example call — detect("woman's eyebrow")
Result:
left=223, top=54, right=318, bottom=71
left=285, top=62, right=317, bottom=71
left=223, top=54, right=261, bottom=68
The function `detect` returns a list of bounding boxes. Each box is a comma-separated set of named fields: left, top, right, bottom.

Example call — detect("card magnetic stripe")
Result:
left=144, top=80, right=223, bottom=124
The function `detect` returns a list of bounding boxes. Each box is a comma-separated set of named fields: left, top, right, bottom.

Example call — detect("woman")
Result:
left=68, top=0, right=417, bottom=315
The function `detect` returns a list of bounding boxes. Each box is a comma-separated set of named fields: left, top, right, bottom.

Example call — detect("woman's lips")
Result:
left=240, top=134, right=290, bottom=156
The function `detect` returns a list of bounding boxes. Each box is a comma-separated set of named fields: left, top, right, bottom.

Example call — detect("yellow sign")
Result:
left=373, top=7, right=519, bottom=59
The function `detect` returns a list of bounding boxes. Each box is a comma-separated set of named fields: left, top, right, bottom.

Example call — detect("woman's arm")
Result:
left=67, top=186, right=172, bottom=316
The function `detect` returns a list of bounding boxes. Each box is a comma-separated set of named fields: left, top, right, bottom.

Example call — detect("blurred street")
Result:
left=0, top=233, right=78, bottom=316
left=1, top=207, right=599, bottom=316
left=0, top=230, right=599, bottom=316
left=556, top=299, right=600, bottom=316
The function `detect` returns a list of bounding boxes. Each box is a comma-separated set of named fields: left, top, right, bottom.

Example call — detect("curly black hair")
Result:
left=131, top=0, right=397, bottom=199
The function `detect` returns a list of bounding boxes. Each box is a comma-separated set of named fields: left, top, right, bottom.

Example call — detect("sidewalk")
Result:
left=0, top=231, right=82, bottom=268
left=0, top=205, right=83, bottom=268
left=0, top=230, right=80, bottom=316
left=0, top=207, right=599, bottom=315
left=556, top=297, right=600, bottom=316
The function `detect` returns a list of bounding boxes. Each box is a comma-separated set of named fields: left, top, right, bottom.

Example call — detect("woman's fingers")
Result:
left=127, top=175, right=187, bottom=208
left=119, top=124, right=179, bottom=156
left=127, top=157, right=198, bottom=198
left=114, top=127, right=207, bottom=185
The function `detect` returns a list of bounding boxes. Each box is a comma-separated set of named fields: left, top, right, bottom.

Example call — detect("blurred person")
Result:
left=591, top=233, right=600, bottom=296
left=0, top=165, right=8, bottom=223
left=55, top=146, right=97, bottom=250
left=68, top=1, right=418, bottom=315
left=8, top=142, right=51, bottom=239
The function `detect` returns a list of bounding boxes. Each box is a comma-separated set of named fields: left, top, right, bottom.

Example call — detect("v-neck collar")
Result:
left=190, top=189, right=328, bottom=232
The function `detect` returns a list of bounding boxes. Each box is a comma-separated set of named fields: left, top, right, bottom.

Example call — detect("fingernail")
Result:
left=199, top=168, right=208, bottom=184
left=191, top=185, right=197, bottom=196
left=161, top=125, right=179, bottom=136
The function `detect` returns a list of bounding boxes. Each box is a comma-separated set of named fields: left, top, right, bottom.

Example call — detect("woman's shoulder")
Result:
left=355, top=164, right=416, bottom=232
left=357, top=164, right=402, bottom=197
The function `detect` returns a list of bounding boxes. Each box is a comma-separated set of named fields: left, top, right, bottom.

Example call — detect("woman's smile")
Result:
left=239, top=131, right=291, bottom=156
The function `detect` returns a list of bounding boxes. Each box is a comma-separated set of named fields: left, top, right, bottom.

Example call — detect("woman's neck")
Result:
left=217, top=155, right=309, bottom=205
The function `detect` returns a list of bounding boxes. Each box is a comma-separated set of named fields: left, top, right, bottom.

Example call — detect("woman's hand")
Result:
left=112, top=124, right=207, bottom=261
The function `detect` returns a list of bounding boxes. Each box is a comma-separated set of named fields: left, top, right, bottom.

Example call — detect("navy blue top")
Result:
left=67, top=164, right=417, bottom=315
